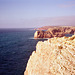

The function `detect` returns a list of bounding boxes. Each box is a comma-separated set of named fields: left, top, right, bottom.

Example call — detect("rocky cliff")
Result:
left=24, top=35, right=75, bottom=75
left=34, top=26, right=75, bottom=38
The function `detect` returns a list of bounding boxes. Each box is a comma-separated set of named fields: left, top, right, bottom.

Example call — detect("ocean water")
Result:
left=0, top=28, right=47, bottom=75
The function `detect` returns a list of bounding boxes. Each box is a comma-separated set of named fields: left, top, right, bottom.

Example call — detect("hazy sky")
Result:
left=0, top=0, right=75, bottom=28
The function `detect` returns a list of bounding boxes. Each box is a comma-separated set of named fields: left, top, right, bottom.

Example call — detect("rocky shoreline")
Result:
left=34, top=26, right=75, bottom=38
left=24, top=26, right=75, bottom=75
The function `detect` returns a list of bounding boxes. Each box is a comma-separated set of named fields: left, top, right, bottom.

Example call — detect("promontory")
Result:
left=34, top=26, right=75, bottom=38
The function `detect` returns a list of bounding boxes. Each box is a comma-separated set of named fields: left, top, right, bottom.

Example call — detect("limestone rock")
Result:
left=24, top=35, right=75, bottom=75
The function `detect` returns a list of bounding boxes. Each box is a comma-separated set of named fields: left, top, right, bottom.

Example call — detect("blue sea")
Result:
left=0, top=28, right=47, bottom=75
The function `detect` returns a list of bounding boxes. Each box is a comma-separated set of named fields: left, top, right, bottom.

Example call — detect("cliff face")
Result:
left=24, top=35, right=75, bottom=75
left=34, top=31, right=44, bottom=38
left=34, top=26, right=75, bottom=38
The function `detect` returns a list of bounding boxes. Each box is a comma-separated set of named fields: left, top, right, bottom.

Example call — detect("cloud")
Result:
left=59, top=1, right=75, bottom=8
left=59, top=4, right=75, bottom=8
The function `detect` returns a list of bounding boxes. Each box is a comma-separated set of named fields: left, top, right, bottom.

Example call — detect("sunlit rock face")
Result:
left=24, top=35, right=75, bottom=75
left=34, top=31, right=44, bottom=38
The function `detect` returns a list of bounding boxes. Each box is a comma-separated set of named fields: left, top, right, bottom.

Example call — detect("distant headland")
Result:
left=34, top=26, right=75, bottom=38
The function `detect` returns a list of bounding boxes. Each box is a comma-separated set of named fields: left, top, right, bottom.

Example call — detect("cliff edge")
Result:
left=24, top=35, right=75, bottom=75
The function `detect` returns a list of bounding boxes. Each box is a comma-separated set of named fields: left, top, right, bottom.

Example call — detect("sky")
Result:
left=0, top=0, right=75, bottom=28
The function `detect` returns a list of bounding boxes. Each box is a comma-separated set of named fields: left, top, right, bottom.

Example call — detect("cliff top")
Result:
left=35, top=26, right=75, bottom=30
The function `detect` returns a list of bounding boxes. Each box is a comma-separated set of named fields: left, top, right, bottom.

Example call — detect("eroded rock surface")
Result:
left=24, top=35, right=75, bottom=75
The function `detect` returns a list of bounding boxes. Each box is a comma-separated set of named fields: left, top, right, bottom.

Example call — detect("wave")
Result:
left=29, top=37, right=49, bottom=40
